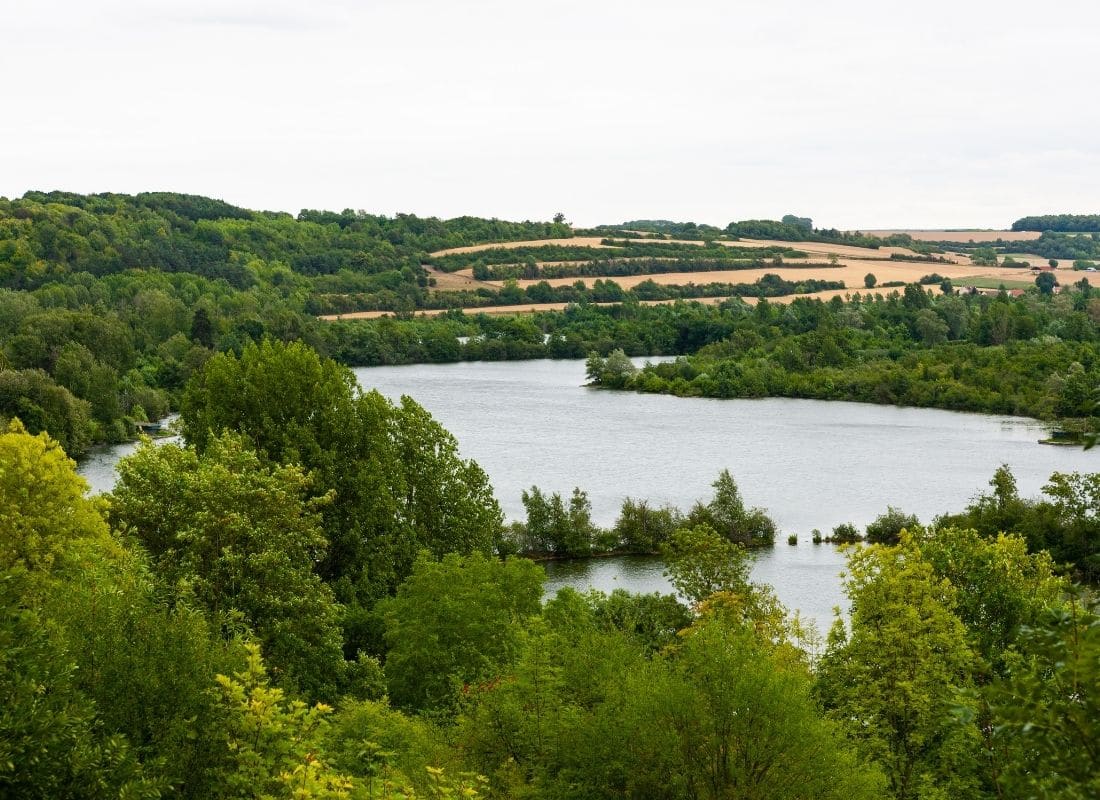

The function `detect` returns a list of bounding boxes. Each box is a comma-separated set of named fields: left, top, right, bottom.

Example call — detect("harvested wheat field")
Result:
left=865, top=230, right=1041, bottom=243
left=720, top=238, right=927, bottom=260
left=429, top=237, right=612, bottom=257
left=320, top=283, right=956, bottom=322
left=423, top=266, right=496, bottom=291
left=502, top=259, right=1021, bottom=291
left=430, top=236, right=714, bottom=258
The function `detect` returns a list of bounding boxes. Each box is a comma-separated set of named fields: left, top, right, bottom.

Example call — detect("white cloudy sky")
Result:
left=2, top=0, right=1098, bottom=228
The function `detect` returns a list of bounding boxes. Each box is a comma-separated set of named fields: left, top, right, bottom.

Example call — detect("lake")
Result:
left=78, top=358, right=1096, bottom=632
left=353, top=358, right=1096, bottom=630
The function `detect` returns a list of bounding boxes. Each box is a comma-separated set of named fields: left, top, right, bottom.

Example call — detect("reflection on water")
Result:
left=541, top=545, right=849, bottom=634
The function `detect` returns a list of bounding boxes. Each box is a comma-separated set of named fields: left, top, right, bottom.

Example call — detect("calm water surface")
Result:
left=78, top=360, right=1097, bottom=632
left=355, top=358, right=1097, bottom=631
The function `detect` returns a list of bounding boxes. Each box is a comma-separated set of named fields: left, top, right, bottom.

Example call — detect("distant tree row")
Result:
left=1012, top=213, right=1100, bottom=232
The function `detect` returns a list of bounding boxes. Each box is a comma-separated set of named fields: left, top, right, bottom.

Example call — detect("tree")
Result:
left=0, top=370, right=93, bottom=458
left=380, top=552, right=543, bottom=712
left=915, top=526, right=1063, bottom=667
left=864, top=273, right=877, bottom=288
left=111, top=434, right=346, bottom=700
left=189, top=307, right=215, bottom=348
left=816, top=536, right=980, bottom=799
left=0, top=572, right=160, bottom=800
left=980, top=597, right=1100, bottom=800
left=913, top=308, right=948, bottom=345
left=212, top=644, right=355, bottom=800
left=865, top=506, right=921, bottom=545
left=614, top=497, right=682, bottom=553
left=662, top=523, right=752, bottom=606
left=0, top=419, right=110, bottom=576
left=181, top=339, right=502, bottom=618
left=1036, top=270, right=1058, bottom=295
left=688, top=469, right=776, bottom=546
left=519, top=485, right=596, bottom=557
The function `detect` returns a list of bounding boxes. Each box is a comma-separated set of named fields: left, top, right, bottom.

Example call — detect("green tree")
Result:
left=915, top=526, right=1063, bottom=667
left=0, top=573, right=161, bottom=800
left=614, top=497, right=682, bottom=552
left=980, top=597, right=1100, bottom=800
left=865, top=506, right=921, bottom=545
left=688, top=469, right=777, bottom=546
left=181, top=339, right=501, bottom=622
left=1036, top=270, right=1057, bottom=295
left=212, top=644, right=355, bottom=800
left=816, top=536, right=980, bottom=800
left=864, top=273, right=877, bottom=288
left=0, top=419, right=110, bottom=576
left=380, top=552, right=543, bottom=712
left=111, top=434, right=346, bottom=700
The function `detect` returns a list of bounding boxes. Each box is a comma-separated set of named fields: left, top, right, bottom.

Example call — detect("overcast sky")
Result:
left=2, top=0, right=1098, bottom=228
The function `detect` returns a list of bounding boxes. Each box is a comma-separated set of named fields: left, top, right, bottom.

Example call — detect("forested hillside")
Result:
left=0, top=191, right=570, bottom=455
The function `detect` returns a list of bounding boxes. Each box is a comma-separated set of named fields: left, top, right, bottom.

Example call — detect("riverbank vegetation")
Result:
left=584, top=283, right=1100, bottom=433
left=510, top=469, right=777, bottom=557
left=2, top=336, right=1098, bottom=799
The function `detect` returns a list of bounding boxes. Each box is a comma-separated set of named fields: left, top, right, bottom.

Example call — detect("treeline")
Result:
left=585, top=282, right=1100, bottom=424
left=3, top=336, right=1099, bottom=799
left=319, top=300, right=747, bottom=364
left=427, top=239, right=796, bottom=273
left=614, top=218, right=727, bottom=239
left=507, top=470, right=777, bottom=557
left=470, top=253, right=816, bottom=281
left=1012, top=213, right=1100, bottom=232
left=944, top=230, right=1100, bottom=261
left=311, top=275, right=845, bottom=314
left=724, top=218, right=934, bottom=251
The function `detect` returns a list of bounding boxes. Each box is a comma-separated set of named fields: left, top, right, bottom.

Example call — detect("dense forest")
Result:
left=2, top=338, right=1098, bottom=800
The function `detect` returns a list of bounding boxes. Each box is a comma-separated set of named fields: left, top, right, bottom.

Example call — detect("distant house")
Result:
left=1008, top=289, right=1026, bottom=297
left=1030, top=265, right=1056, bottom=273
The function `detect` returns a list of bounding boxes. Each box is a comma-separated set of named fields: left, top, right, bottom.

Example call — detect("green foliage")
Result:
left=915, top=526, right=1064, bottom=667
left=1036, top=270, right=1058, bottom=295
left=0, top=572, right=163, bottom=800
left=181, top=338, right=502, bottom=616
left=937, top=465, right=1100, bottom=582
left=0, top=370, right=93, bottom=457
left=1012, top=213, right=1100, bottom=232
left=380, top=552, right=544, bottom=712
left=830, top=522, right=862, bottom=543
left=613, top=497, right=683, bottom=552
left=584, top=347, right=637, bottom=388
left=213, top=644, right=355, bottom=799
left=865, top=506, right=921, bottom=545
left=459, top=611, right=884, bottom=800
left=518, top=485, right=598, bottom=556
left=111, top=433, right=346, bottom=700
left=979, top=597, right=1100, bottom=800
left=0, top=419, right=111, bottom=575
left=816, top=536, right=981, bottom=799
left=687, top=468, right=777, bottom=546
left=661, top=523, right=752, bottom=606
